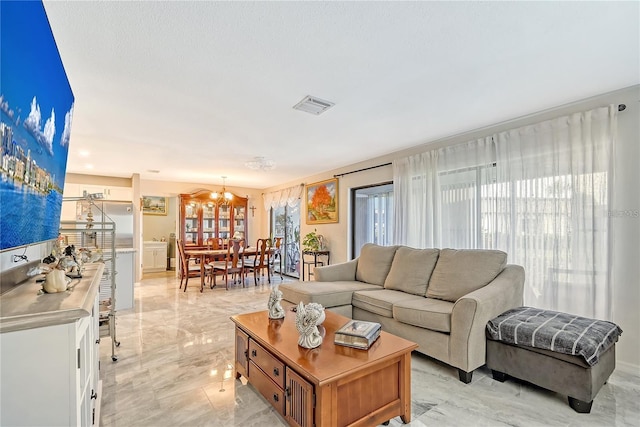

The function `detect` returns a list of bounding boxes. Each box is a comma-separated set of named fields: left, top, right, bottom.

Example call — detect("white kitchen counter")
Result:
left=0, top=262, right=103, bottom=333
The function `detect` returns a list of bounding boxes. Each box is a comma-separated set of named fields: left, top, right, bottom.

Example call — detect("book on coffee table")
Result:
left=334, top=319, right=381, bottom=349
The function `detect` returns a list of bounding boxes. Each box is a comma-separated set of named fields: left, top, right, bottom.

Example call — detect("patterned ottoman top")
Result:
left=487, top=306, right=622, bottom=366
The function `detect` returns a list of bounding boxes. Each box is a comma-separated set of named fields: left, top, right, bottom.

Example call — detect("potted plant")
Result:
left=302, top=229, right=323, bottom=252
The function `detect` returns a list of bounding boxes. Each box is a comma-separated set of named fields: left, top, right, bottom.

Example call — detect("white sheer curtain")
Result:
left=393, top=106, right=616, bottom=319
left=493, top=106, right=615, bottom=319
left=393, top=151, right=438, bottom=248
left=393, top=137, right=495, bottom=248
left=263, top=184, right=304, bottom=210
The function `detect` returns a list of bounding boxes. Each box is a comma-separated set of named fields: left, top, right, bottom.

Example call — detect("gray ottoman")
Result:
left=486, top=307, right=622, bottom=413
left=486, top=338, right=615, bottom=413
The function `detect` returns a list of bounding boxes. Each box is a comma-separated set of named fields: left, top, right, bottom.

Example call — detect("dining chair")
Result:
left=204, top=237, right=223, bottom=282
left=210, top=238, right=245, bottom=290
left=268, top=237, right=283, bottom=280
left=244, top=238, right=271, bottom=286
left=177, top=239, right=204, bottom=291
left=206, top=237, right=222, bottom=250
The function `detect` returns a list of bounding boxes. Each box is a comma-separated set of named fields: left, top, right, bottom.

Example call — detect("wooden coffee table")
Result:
left=231, top=309, right=418, bottom=427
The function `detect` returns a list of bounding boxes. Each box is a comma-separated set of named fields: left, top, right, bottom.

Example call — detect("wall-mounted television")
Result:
left=0, top=1, right=74, bottom=251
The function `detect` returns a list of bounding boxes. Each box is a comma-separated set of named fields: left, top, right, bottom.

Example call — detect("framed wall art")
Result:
left=305, top=178, right=338, bottom=224
left=142, top=196, right=168, bottom=215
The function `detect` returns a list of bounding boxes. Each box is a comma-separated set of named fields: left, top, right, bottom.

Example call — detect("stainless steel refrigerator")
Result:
left=77, top=200, right=134, bottom=248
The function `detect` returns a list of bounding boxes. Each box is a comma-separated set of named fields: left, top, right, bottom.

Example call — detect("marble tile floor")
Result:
left=99, top=272, right=640, bottom=427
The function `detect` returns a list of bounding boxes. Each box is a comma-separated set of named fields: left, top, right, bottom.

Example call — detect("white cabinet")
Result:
left=143, top=241, right=167, bottom=273
left=80, top=184, right=132, bottom=201
left=0, top=294, right=100, bottom=426
left=62, top=182, right=132, bottom=201
left=115, top=250, right=135, bottom=310
left=104, top=186, right=132, bottom=201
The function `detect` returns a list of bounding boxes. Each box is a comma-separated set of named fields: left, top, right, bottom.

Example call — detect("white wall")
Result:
left=0, top=244, right=51, bottom=274
left=142, top=197, right=177, bottom=242
left=263, top=86, right=640, bottom=373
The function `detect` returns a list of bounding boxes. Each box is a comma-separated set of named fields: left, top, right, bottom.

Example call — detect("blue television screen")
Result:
left=1, top=1, right=74, bottom=251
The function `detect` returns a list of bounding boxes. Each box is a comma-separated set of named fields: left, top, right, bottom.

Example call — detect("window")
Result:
left=439, top=164, right=496, bottom=249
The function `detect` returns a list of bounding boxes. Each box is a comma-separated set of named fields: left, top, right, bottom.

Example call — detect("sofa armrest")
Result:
left=449, top=264, right=525, bottom=372
left=314, top=259, right=359, bottom=282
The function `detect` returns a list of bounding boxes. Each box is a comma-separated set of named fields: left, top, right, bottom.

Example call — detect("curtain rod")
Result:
left=332, top=104, right=626, bottom=179
left=333, top=162, right=392, bottom=178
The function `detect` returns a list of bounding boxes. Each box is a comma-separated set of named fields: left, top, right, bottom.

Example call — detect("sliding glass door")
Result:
left=271, top=202, right=300, bottom=279
left=351, top=182, right=393, bottom=259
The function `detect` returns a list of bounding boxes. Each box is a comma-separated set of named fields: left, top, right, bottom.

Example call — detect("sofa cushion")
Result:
left=393, top=297, right=454, bottom=333
left=426, top=249, right=507, bottom=302
left=352, top=289, right=418, bottom=318
left=383, top=247, right=439, bottom=295
left=355, top=243, right=399, bottom=286
left=279, top=281, right=379, bottom=308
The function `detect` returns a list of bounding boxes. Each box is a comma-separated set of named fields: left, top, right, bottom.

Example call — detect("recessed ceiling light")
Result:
left=85, top=164, right=94, bottom=169
left=79, top=149, right=90, bottom=157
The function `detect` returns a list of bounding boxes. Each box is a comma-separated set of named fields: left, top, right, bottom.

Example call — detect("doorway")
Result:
left=271, top=201, right=301, bottom=279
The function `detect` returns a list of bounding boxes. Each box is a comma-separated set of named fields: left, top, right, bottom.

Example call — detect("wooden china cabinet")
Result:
left=179, top=189, right=248, bottom=248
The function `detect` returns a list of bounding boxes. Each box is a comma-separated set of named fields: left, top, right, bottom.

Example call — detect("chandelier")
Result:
left=211, top=176, right=233, bottom=205
left=244, top=156, right=276, bottom=171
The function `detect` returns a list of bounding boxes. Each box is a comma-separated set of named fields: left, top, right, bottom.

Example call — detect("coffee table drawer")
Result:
left=249, top=339, right=285, bottom=388
left=248, top=360, right=285, bottom=417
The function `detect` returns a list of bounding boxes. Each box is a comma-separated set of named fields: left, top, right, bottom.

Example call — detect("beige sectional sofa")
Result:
left=279, top=243, right=525, bottom=383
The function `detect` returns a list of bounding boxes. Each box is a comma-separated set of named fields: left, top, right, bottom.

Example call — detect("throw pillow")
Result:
left=384, top=247, right=440, bottom=295
left=355, top=243, right=399, bottom=286
left=426, top=249, right=507, bottom=302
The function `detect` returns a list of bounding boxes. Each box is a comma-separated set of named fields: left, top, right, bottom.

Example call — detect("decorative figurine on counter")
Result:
left=268, top=286, right=286, bottom=319
left=295, top=301, right=323, bottom=349
left=59, top=245, right=81, bottom=277
left=43, top=267, right=70, bottom=293
left=63, top=245, right=78, bottom=262
left=29, top=246, right=91, bottom=295
left=42, top=253, right=57, bottom=264
left=78, top=247, right=102, bottom=264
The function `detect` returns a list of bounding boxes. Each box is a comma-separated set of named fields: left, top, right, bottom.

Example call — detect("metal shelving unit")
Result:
left=60, top=196, right=120, bottom=361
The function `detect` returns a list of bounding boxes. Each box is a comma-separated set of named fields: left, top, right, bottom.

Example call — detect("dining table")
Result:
left=183, top=247, right=273, bottom=292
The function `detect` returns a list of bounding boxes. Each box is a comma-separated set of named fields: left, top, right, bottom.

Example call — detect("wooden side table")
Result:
left=301, top=250, right=330, bottom=281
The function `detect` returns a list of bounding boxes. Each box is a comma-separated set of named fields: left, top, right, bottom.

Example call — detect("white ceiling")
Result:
left=43, top=1, right=639, bottom=190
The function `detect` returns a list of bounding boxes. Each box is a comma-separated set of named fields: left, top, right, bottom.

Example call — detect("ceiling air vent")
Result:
left=293, top=95, right=335, bottom=115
